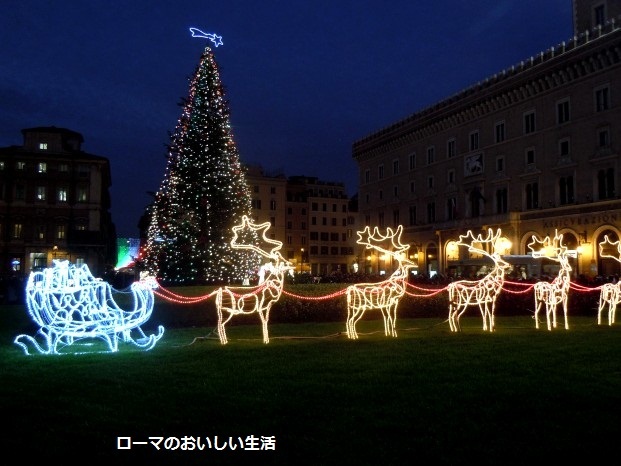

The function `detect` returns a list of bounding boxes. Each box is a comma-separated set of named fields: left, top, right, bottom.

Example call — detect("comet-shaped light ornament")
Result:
left=189, top=27, right=223, bottom=47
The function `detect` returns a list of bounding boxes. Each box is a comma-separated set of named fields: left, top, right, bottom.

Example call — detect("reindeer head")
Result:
left=599, top=235, right=621, bottom=264
left=357, top=225, right=416, bottom=271
left=231, top=215, right=293, bottom=268
left=457, top=228, right=511, bottom=273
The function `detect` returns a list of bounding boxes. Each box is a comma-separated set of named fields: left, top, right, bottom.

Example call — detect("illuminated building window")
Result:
left=56, top=225, right=66, bottom=240
left=16, top=161, right=26, bottom=170
left=57, top=188, right=67, bottom=202
left=13, top=223, right=23, bottom=239
left=36, top=186, right=46, bottom=201
left=37, top=162, right=47, bottom=173
left=39, top=143, right=48, bottom=150
left=77, top=187, right=88, bottom=202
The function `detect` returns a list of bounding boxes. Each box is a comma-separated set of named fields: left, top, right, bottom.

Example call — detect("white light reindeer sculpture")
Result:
left=529, top=230, right=575, bottom=330
left=345, top=225, right=415, bottom=339
left=447, top=229, right=511, bottom=332
left=215, top=215, right=293, bottom=344
left=597, top=235, right=621, bottom=326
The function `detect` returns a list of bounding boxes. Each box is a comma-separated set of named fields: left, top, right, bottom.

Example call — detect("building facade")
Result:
left=353, top=0, right=621, bottom=280
left=245, top=166, right=359, bottom=276
left=0, top=127, right=116, bottom=280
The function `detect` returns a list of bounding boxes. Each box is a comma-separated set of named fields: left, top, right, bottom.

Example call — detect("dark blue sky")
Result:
left=0, top=0, right=573, bottom=237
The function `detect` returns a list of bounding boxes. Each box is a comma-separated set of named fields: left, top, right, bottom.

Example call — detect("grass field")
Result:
left=2, top=301, right=620, bottom=465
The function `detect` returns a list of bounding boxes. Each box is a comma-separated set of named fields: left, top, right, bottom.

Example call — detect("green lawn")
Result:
left=1, top=302, right=620, bottom=465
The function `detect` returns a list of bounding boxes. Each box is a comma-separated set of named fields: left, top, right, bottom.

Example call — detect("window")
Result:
left=392, top=159, right=399, bottom=175
left=392, top=209, right=399, bottom=227
left=427, top=146, right=435, bottom=164
left=0, top=161, right=4, bottom=170
left=365, top=169, right=370, bottom=183
left=56, top=225, right=66, bottom=240
left=595, top=85, right=610, bottom=112
left=270, top=200, right=276, bottom=210
left=495, top=121, right=505, bottom=143
left=598, top=128, right=610, bottom=148
left=495, top=188, right=508, bottom=214
left=253, top=185, right=259, bottom=193
left=557, top=99, right=570, bottom=124
left=270, top=186, right=276, bottom=194
left=410, top=181, right=415, bottom=194
left=559, top=138, right=570, bottom=157
left=524, top=111, right=536, bottom=134
left=310, top=231, right=318, bottom=240
left=447, top=197, right=457, bottom=220
left=39, top=143, right=48, bottom=150
left=311, top=202, right=318, bottom=211
left=447, top=138, right=456, bottom=158
left=393, top=185, right=398, bottom=197
left=409, top=153, right=416, bottom=170
left=559, top=176, right=574, bottom=205
left=251, top=199, right=262, bottom=209
left=526, top=182, right=539, bottom=209
left=77, top=187, right=88, bottom=202
left=15, top=184, right=25, bottom=200
left=594, top=4, right=606, bottom=26
left=470, top=188, right=484, bottom=216
left=447, top=169, right=455, bottom=184
left=378, top=164, right=384, bottom=180
left=36, top=186, right=46, bottom=201
left=409, top=205, right=417, bottom=226
left=322, top=217, right=327, bottom=226
left=427, top=176, right=434, bottom=189
left=37, top=162, right=47, bottom=173
left=426, top=202, right=435, bottom=223
left=36, top=225, right=45, bottom=240
left=469, top=131, right=479, bottom=151
left=322, top=203, right=327, bottom=212
left=379, top=190, right=383, bottom=200
left=16, top=161, right=26, bottom=170
left=13, top=223, right=23, bottom=239
left=496, top=156, right=505, bottom=173
left=378, top=212, right=385, bottom=228
left=59, top=163, right=69, bottom=172
left=598, top=168, right=615, bottom=200
left=331, top=218, right=337, bottom=226
left=526, top=148, right=535, bottom=165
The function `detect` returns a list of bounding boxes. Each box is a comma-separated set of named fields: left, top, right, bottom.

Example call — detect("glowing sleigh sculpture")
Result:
left=14, top=260, right=164, bottom=355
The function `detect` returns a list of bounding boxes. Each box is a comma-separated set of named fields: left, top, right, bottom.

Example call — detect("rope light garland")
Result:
left=18, top=226, right=620, bottom=354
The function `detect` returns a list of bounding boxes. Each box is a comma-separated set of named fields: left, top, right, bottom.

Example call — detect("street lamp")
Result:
left=300, top=248, right=304, bottom=272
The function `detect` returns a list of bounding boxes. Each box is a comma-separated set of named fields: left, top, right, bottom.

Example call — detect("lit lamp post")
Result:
left=300, top=248, right=304, bottom=273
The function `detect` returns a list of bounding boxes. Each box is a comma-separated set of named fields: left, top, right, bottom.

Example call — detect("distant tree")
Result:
left=144, top=44, right=257, bottom=285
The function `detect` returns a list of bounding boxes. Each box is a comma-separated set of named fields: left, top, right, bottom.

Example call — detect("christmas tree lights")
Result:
left=144, top=35, right=257, bottom=285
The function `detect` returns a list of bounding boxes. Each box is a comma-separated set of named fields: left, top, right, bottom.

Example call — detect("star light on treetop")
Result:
left=189, top=27, right=223, bottom=47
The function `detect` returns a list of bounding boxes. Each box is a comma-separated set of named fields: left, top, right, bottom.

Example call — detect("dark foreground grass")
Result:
left=1, top=305, right=621, bottom=465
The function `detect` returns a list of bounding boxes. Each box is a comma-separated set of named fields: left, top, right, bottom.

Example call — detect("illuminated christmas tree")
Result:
left=144, top=40, right=257, bottom=285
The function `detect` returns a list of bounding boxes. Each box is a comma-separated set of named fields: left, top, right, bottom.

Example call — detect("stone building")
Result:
left=353, top=0, right=621, bottom=279
left=0, top=127, right=116, bottom=281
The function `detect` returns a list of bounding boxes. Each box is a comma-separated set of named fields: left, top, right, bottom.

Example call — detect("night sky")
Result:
left=0, top=0, right=573, bottom=238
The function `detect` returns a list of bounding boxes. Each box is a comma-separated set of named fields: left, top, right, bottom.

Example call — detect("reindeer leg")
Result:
left=598, top=293, right=606, bottom=325
left=562, top=295, right=569, bottom=330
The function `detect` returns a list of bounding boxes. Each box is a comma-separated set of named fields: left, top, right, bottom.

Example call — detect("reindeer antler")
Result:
left=457, top=228, right=502, bottom=258
left=357, top=225, right=410, bottom=255
left=599, top=235, right=621, bottom=263
left=528, top=230, right=569, bottom=260
left=231, top=215, right=283, bottom=260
